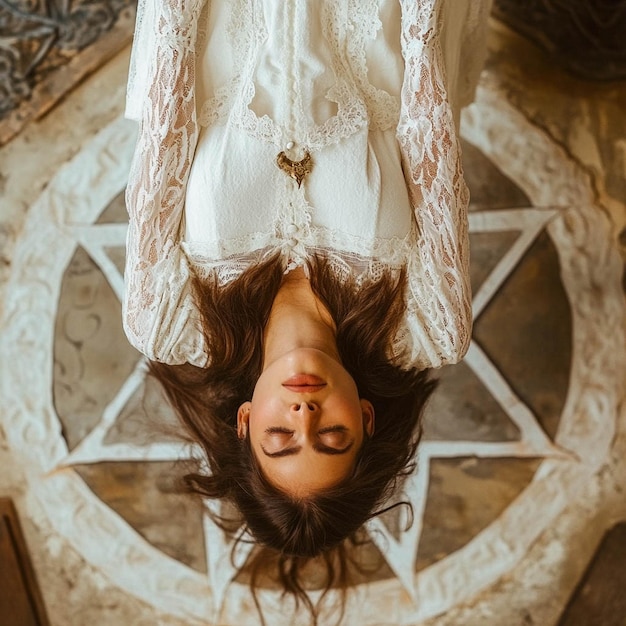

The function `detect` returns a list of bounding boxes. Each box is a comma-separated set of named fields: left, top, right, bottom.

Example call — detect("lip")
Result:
left=283, top=384, right=326, bottom=393
left=282, top=374, right=327, bottom=393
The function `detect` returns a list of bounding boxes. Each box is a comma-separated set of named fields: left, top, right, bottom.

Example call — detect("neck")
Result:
left=262, top=267, right=339, bottom=369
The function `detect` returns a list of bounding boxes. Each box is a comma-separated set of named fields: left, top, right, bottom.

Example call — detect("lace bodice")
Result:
left=124, top=0, right=492, bottom=369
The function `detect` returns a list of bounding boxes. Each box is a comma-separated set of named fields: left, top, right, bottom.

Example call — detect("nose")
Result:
left=288, top=403, right=320, bottom=442
left=290, top=401, right=319, bottom=414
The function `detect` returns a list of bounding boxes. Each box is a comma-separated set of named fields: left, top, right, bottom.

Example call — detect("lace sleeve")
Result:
left=123, top=0, right=208, bottom=366
left=126, top=0, right=155, bottom=121
left=395, top=0, right=473, bottom=369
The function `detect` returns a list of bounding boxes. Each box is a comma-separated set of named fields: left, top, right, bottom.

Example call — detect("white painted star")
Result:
left=54, top=202, right=569, bottom=613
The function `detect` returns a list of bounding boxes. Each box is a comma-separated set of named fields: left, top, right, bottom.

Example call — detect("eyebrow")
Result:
left=260, top=440, right=355, bottom=458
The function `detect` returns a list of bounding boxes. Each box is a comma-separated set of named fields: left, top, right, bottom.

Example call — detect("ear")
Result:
left=237, top=402, right=252, bottom=439
left=360, top=399, right=375, bottom=437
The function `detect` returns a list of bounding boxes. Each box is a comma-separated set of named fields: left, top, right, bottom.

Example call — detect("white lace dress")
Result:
left=123, top=0, right=492, bottom=370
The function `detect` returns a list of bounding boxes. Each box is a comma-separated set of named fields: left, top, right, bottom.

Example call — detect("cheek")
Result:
left=248, top=397, right=281, bottom=435
left=333, top=395, right=364, bottom=424
left=248, top=411, right=269, bottom=441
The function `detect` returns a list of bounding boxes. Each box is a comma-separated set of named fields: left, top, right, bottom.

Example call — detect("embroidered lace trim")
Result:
left=198, top=0, right=398, bottom=146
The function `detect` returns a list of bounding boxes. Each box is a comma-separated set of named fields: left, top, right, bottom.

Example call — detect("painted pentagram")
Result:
left=2, top=82, right=624, bottom=625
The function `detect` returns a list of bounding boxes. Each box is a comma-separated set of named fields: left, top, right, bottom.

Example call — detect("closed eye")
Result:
left=312, top=441, right=354, bottom=455
left=261, top=427, right=297, bottom=457
left=260, top=425, right=354, bottom=457
left=317, top=425, right=352, bottom=452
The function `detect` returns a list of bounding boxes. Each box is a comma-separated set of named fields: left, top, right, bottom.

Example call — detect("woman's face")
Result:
left=237, top=348, right=374, bottom=497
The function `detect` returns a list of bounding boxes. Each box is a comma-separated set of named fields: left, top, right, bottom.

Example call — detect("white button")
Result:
left=286, top=141, right=295, bottom=150
left=286, top=224, right=298, bottom=235
left=287, top=238, right=298, bottom=247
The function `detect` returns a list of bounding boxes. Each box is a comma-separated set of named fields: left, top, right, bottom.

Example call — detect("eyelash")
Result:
left=265, top=426, right=348, bottom=435
left=318, top=426, right=348, bottom=435
left=265, top=427, right=293, bottom=435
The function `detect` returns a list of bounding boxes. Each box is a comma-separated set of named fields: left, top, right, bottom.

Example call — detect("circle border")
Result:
left=2, top=83, right=624, bottom=624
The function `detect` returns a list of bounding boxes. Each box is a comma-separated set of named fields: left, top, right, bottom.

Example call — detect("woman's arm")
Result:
left=123, top=0, right=208, bottom=366
left=396, top=0, right=474, bottom=369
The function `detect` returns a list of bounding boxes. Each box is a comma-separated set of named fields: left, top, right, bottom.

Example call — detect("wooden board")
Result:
left=0, top=498, right=50, bottom=626
left=558, top=523, right=626, bottom=626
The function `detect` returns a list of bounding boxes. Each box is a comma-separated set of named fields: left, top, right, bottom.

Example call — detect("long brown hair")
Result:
left=151, top=254, right=436, bottom=623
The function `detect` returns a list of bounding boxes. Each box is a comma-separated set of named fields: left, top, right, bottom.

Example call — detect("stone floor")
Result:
left=1, top=16, right=625, bottom=626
